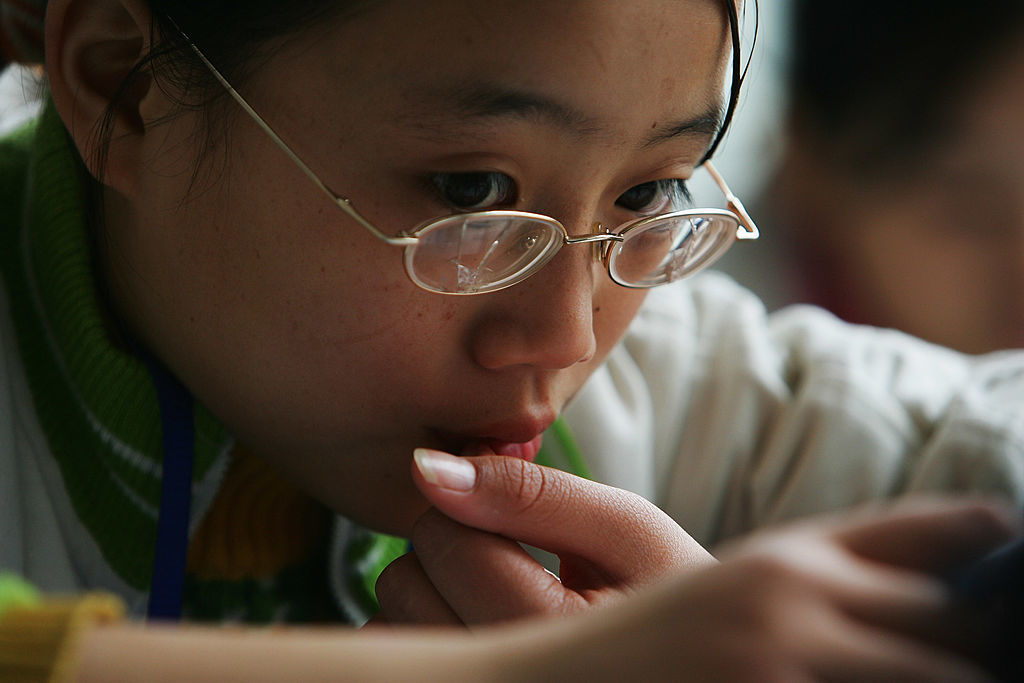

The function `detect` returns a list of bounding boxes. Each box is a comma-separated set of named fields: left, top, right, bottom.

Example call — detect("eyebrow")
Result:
left=642, top=110, right=724, bottom=148
left=409, top=82, right=724, bottom=148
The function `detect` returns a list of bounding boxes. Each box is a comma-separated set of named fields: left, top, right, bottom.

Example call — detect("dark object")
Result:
left=950, top=536, right=1024, bottom=681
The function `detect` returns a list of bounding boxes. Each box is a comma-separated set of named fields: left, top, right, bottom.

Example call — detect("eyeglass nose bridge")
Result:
left=563, top=233, right=623, bottom=246
left=562, top=224, right=623, bottom=263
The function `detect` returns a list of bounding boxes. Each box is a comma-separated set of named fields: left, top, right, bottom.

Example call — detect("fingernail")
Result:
left=413, top=448, right=476, bottom=492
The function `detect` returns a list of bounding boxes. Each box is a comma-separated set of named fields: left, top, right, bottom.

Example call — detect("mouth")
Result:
left=431, top=418, right=552, bottom=463
left=460, top=434, right=545, bottom=461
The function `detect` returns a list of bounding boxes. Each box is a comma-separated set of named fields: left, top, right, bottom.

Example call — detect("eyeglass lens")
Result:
left=405, top=215, right=564, bottom=294
left=405, top=213, right=739, bottom=294
left=609, top=214, right=739, bottom=287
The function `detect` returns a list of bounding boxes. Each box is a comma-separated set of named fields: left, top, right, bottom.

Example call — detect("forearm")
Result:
left=76, top=622, right=521, bottom=682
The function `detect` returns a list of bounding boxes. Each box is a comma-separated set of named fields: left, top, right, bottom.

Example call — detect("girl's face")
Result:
left=105, top=0, right=729, bottom=534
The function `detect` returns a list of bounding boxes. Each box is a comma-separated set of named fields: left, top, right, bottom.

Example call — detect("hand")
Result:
left=372, top=448, right=715, bottom=626
left=519, top=497, right=1019, bottom=682
left=75, top=499, right=1016, bottom=682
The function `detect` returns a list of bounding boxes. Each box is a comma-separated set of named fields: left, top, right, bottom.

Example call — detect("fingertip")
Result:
left=929, top=496, right=1023, bottom=545
left=413, top=448, right=477, bottom=493
left=961, top=497, right=1023, bottom=542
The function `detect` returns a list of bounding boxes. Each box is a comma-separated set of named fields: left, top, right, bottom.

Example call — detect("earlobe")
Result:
left=45, top=0, right=153, bottom=193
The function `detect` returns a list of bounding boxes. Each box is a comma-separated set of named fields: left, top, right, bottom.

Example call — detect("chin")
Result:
left=325, top=477, right=430, bottom=539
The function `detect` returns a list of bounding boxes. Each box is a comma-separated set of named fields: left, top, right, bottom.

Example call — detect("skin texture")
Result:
left=371, top=450, right=716, bottom=625
left=779, top=37, right=1024, bottom=354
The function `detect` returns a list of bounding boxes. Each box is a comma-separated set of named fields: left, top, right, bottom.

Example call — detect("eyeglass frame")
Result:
left=176, top=26, right=760, bottom=295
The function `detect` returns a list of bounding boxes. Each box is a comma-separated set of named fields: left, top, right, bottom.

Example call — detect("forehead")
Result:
left=299, top=0, right=730, bottom=145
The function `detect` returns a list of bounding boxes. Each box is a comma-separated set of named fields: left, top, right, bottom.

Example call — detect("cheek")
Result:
left=164, top=185, right=444, bottom=419
left=592, top=284, right=648, bottom=358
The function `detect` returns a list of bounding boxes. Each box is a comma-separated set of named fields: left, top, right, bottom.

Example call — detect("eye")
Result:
left=616, top=179, right=691, bottom=215
left=431, top=172, right=517, bottom=210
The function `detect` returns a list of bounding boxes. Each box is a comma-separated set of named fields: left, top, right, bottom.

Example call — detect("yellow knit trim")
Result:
left=187, top=445, right=330, bottom=581
left=0, top=592, right=124, bottom=683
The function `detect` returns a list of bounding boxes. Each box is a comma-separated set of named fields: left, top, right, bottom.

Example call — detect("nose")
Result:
left=468, top=242, right=598, bottom=371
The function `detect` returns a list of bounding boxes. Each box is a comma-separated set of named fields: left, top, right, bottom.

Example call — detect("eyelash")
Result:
left=427, top=172, right=693, bottom=215
left=617, top=179, right=693, bottom=215
left=430, top=172, right=517, bottom=211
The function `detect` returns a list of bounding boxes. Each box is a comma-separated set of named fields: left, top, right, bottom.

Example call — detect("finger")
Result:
left=762, top=589, right=989, bottom=682
left=823, top=554, right=976, bottom=650
left=808, top=614, right=993, bottom=683
left=410, top=448, right=715, bottom=583
left=832, top=497, right=1020, bottom=573
left=733, top=535, right=958, bottom=645
left=411, top=507, right=583, bottom=624
left=374, top=552, right=463, bottom=626
left=823, top=554, right=999, bottom=661
left=739, top=505, right=1010, bottom=655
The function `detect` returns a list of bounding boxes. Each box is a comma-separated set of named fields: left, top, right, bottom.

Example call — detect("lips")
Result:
left=460, top=433, right=544, bottom=461
left=432, top=418, right=552, bottom=463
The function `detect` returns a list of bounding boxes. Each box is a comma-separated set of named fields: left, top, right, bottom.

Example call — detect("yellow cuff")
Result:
left=0, top=593, right=125, bottom=683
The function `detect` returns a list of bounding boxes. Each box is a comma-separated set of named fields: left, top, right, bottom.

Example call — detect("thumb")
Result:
left=410, top=448, right=714, bottom=583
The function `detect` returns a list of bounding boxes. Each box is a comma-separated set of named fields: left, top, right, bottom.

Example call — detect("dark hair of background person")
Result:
left=788, top=0, right=1024, bottom=178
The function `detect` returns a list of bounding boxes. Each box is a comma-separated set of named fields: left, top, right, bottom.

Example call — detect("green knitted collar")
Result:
left=0, top=102, right=232, bottom=590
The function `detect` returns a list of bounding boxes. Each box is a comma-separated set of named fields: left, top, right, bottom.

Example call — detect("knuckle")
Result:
left=411, top=506, right=451, bottom=542
left=500, top=458, right=562, bottom=519
left=737, top=551, right=796, bottom=584
left=410, top=508, right=465, bottom=565
left=507, top=462, right=565, bottom=520
left=723, top=558, right=826, bottom=647
left=374, top=552, right=414, bottom=598
left=960, top=500, right=1018, bottom=538
left=729, top=552, right=808, bottom=608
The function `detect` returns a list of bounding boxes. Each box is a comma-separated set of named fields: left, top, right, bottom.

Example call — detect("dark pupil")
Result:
left=446, top=173, right=494, bottom=206
left=620, top=182, right=658, bottom=210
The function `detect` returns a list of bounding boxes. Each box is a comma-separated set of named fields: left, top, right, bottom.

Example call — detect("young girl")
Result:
left=2, top=0, right=1023, bottom=680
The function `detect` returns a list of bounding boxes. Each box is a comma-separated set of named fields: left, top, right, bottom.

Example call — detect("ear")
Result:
left=45, top=0, right=155, bottom=194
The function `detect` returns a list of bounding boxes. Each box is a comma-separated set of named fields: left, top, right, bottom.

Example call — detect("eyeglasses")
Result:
left=181, top=31, right=759, bottom=295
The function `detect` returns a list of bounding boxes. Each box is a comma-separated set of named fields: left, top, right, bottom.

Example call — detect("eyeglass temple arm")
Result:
left=174, top=22, right=417, bottom=247
left=704, top=161, right=759, bottom=240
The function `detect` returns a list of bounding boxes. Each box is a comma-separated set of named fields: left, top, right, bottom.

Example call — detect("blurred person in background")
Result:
left=747, top=0, right=1024, bottom=354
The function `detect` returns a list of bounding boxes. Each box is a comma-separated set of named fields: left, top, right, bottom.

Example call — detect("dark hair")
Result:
left=97, top=0, right=750, bottom=171
left=789, top=0, right=1024, bottom=174
left=709, top=0, right=747, bottom=162
left=93, top=1, right=369, bottom=179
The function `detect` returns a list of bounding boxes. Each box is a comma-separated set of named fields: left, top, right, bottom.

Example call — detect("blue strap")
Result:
left=144, top=357, right=195, bottom=621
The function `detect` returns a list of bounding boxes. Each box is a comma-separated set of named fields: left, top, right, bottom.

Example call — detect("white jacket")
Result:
left=567, top=272, right=1024, bottom=546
